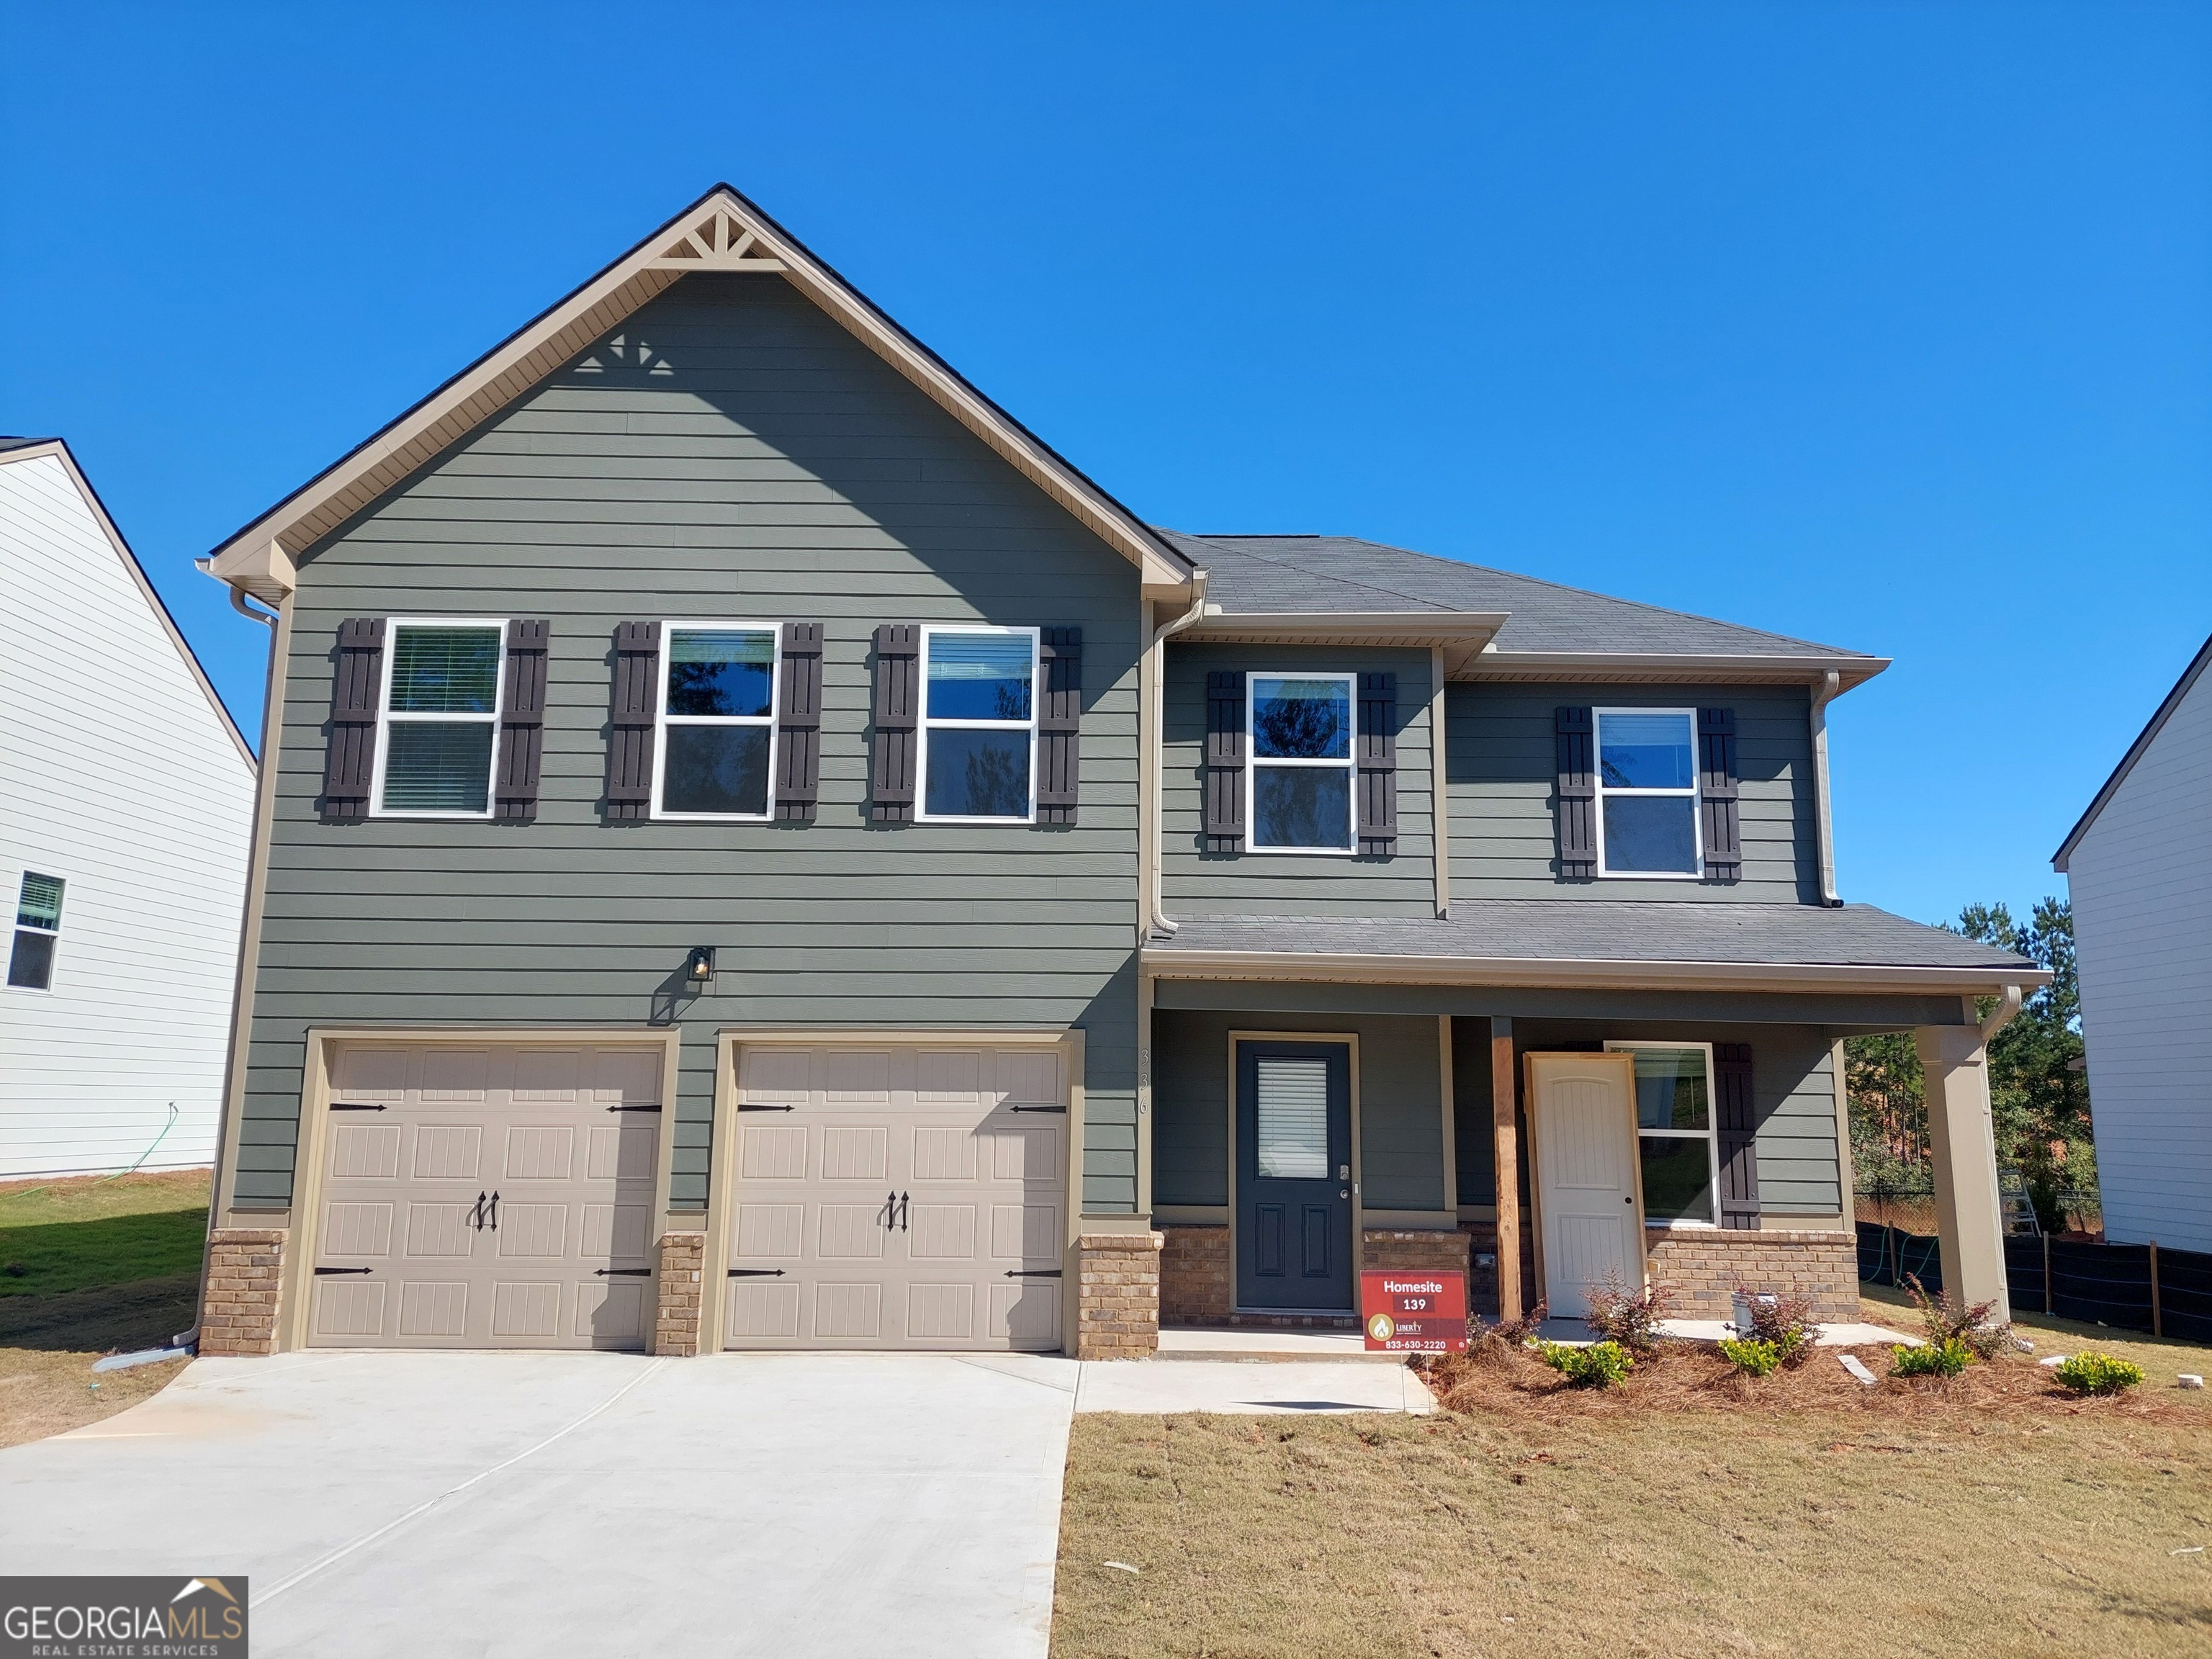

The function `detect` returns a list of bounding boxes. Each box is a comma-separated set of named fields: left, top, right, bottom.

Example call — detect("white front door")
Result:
left=723, top=1043, right=1067, bottom=1351
left=1527, top=1052, right=1644, bottom=1321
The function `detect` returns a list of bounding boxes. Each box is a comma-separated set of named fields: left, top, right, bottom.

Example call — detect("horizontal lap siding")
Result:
left=1162, top=644, right=1436, bottom=917
left=1151, top=1007, right=1447, bottom=1212
left=1447, top=683, right=1815, bottom=902
left=243, top=273, right=1141, bottom=1212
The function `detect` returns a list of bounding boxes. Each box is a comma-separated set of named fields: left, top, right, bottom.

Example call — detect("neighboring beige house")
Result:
left=2055, top=633, right=2212, bottom=1254
left=0, top=439, right=258, bottom=1177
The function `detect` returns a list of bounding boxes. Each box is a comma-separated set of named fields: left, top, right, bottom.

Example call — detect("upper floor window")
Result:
left=657, top=624, right=778, bottom=819
left=6, top=872, right=64, bottom=991
left=374, top=620, right=504, bottom=817
left=1249, top=674, right=1354, bottom=853
left=1595, top=709, right=1701, bottom=876
left=1607, top=1041, right=1717, bottom=1226
left=921, top=627, right=1037, bottom=822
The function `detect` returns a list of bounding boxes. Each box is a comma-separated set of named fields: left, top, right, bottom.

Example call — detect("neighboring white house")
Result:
left=0, top=438, right=257, bottom=1178
left=2054, top=632, right=2212, bottom=1254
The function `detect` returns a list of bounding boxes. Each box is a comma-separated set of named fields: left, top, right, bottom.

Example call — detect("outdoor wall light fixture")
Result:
left=685, top=946, right=716, bottom=986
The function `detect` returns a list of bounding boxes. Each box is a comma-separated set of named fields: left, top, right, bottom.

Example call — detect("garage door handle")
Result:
left=607, top=1105, right=663, bottom=1113
left=329, top=1103, right=387, bottom=1112
left=727, top=1269, right=787, bottom=1277
left=1010, top=1105, right=1066, bottom=1114
left=315, top=1267, right=373, bottom=1276
left=595, top=1267, right=652, bottom=1277
left=737, top=1105, right=795, bottom=1112
left=1004, top=1269, right=1063, bottom=1279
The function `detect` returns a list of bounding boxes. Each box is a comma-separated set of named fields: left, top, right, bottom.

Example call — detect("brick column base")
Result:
left=199, top=1228, right=286, bottom=1356
left=1643, top=1228, right=1860, bottom=1321
left=1076, top=1231, right=1163, bottom=1359
left=1159, top=1225, right=1230, bottom=1324
left=652, top=1231, right=708, bottom=1357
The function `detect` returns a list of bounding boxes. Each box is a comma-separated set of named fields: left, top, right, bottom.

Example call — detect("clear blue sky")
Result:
left=4, top=4, right=2206, bottom=928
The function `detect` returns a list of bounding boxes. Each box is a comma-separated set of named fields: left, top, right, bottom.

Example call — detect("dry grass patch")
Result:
left=1053, top=1343, right=2212, bottom=1658
left=0, top=1170, right=207, bottom=1448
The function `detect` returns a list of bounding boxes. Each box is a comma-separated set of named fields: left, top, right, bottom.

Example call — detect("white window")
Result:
left=1593, top=708, right=1702, bottom=877
left=655, top=624, right=780, bottom=819
left=1247, top=673, right=1355, bottom=854
left=6, top=871, right=64, bottom=992
left=1606, top=1041, right=1719, bottom=1227
left=372, top=619, right=506, bottom=818
left=920, top=626, right=1038, bottom=822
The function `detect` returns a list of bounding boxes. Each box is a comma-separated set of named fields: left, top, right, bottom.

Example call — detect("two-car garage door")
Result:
left=724, top=1043, right=1068, bottom=1351
left=307, top=1043, right=662, bottom=1350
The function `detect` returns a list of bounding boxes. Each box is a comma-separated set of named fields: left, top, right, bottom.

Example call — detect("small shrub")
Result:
left=1462, top=1298, right=1548, bottom=1366
left=1540, top=1339, right=1635, bottom=1388
left=1902, top=1274, right=2012, bottom=1363
left=1892, top=1337, right=1973, bottom=1379
left=2052, top=1352, right=2144, bottom=1395
left=1718, top=1336, right=1783, bottom=1377
left=1730, top=1283, right=1815, bottom=1367
left=1583, top=1273, right=1673, bottom=1355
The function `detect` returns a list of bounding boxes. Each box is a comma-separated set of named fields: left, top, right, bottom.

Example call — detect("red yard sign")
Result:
left=1360, top=1269, right=1468, bottom=1352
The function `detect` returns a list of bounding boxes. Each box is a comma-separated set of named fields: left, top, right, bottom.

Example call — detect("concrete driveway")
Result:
left=0, top=1350, right=1079, bottom=1658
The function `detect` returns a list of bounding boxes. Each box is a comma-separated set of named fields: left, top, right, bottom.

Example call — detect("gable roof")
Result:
left=2053, top=631, right=2212, bottom=873
left=205, top=185, right=1195, bottom=604
left=1163, top=532, right=1889, bottom=688
left=0, top=438, right=255, bottom=768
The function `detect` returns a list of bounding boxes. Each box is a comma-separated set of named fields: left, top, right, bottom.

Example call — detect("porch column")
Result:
left=1491, top=1016, right=1521, bottom=1322
left=1915, top=1020, right=2011, bottom=1323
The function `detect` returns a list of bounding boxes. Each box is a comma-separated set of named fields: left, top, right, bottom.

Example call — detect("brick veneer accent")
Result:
left=1643, top=1228, right=1860, bottom=1321
left=1459, top=1220, right=1501, bottom=1318
left=1160, top=1225, right=1230, bottom=1324
left=1076, top=1231, right=1163, bottom=1359
left=652, top=1231, right=708, bottom=1357
left=1362, top=1228, right=1470, bottom=1278
left=198, top=1228, right=285, bottom=1356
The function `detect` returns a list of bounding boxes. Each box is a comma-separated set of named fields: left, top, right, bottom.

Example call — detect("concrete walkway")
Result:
left=0, top=1346, right=1430, bottom=1657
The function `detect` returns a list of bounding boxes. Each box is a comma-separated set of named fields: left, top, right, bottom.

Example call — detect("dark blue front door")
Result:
left=1235, top=1040, right=1354, bottom=1311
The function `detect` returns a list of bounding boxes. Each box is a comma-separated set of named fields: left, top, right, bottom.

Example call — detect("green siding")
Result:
left=1151, top=1007, right=1448, bottom=1213
left=239, top=272, right=1143, bottom=1212
left=1161, top=642, right=1437, bottom=917
left=1447, top=681, right=1816, bottom=902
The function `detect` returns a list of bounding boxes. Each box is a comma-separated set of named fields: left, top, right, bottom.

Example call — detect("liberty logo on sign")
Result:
left=1359, top=1270, right=1467, bottom=1352
left=2, top=1576, right=248, bottom=1656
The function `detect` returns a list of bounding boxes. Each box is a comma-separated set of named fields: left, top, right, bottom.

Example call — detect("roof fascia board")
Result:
left=2053, top=631, right=2212, bottom=872
left=1141, top=945, right=2049, bottom=998
left=203, top=185, right=1194, bottom=598
left=1463, top=649, right=1889, bottom=691
left=1, top=440, right=257, bottom=769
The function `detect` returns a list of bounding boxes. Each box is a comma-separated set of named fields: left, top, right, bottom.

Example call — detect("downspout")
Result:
left=1144, top=570, right=1210, bottom=939
left=1977, top=983, right=2024, bottom=1044
left=1808, top=669, right=1843, bottom=907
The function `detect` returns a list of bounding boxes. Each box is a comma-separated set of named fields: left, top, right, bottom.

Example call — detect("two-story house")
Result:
left=193, top=186, right=2043, bottom=1359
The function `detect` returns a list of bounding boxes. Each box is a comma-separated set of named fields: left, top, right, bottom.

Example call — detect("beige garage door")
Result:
left=724, top=1043, right=1067, bottom=1351
left=307, top=1043, right=662, bottom=1349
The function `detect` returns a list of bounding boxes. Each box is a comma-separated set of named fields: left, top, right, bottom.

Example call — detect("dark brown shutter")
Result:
left=1714, top=1042, right=1760, bottom=1230
left=1555, top=705, right=1596, bottom=878
left=871, top=624, right=920, bottom=823
left=776, top=622, right=824, bottom=822
left=1204, top=670, right=1246, bottom=852
left=494, top=619, right=549, bottom=822
left=1698, top=706, right=1740, bottom=881
left=322, top=617, right=386, bottom=822
left=606, top=621, right=661, bottom=822
left=1357, top=671, right=1398, bottom=855
left=1036, top=627, right=1082, bottom=826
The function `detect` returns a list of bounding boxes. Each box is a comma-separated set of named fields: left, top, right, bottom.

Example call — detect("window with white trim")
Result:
left=1248, top=673, right=1354, bottom=853
left=6, top=872, right=64, bottom=992
left=1606, top=1041, right=1718, bottom=1226
left=373, top=619, right=505, bottom=817
left=1594, top=708, right=1702, bottom=876
left=920, top=626, right=1038, bottom=822
left=655, top=624, right=779, bottom=819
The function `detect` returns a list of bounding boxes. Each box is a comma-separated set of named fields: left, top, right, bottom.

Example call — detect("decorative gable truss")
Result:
left=649, top=208, right=788, bottom=273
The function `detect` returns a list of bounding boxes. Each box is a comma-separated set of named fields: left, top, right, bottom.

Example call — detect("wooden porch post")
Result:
left=1491, top=1016, right=1521, bottom=1322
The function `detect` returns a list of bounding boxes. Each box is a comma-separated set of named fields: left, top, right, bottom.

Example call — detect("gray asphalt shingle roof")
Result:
left=1161, top=532, right=1875, bottom=661
left=1151, top=902, right=2034, bottom=973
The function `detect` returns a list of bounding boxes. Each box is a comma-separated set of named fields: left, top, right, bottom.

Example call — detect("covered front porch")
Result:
left=1134, top=904, right=2047, bottom=1346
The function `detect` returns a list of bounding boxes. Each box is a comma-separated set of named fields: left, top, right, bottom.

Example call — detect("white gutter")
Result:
left=1977, top=983, right=2025, bottom=1043
left=1809, top=669, right=1843, bottom=907
left=1143, top=572, right=1210, bottom=939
